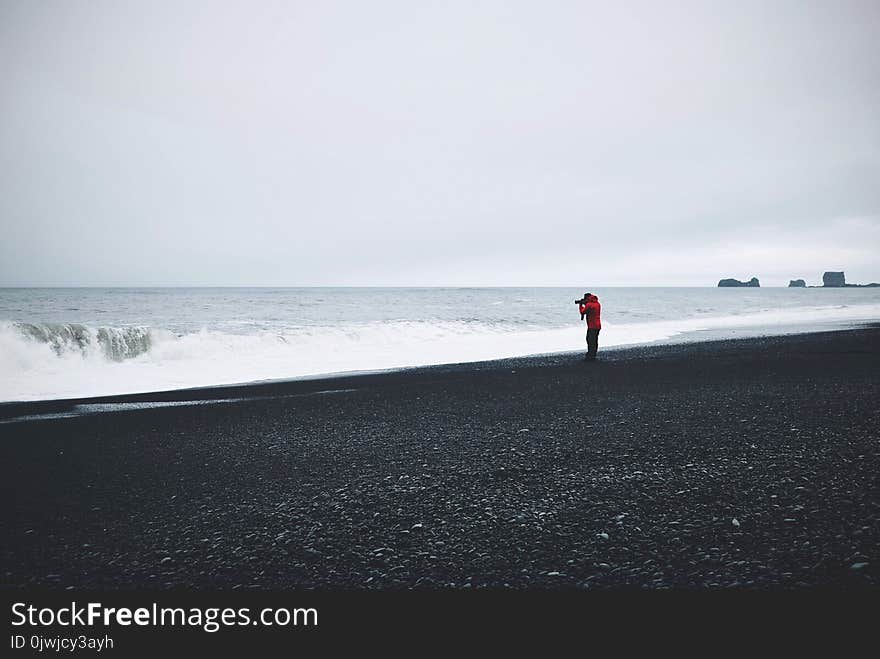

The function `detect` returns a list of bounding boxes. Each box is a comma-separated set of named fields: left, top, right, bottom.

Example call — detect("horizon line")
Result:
left=0, top=284, right=861, bottom=289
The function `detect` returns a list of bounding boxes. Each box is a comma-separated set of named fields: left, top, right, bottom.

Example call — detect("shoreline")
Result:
left=2, top=320, right=877, bottom=418
left=3, top=292, right=880, bottom=404
left=1, top=327, right=878, bottom=588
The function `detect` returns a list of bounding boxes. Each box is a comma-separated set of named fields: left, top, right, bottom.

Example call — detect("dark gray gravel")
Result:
left=1, top=329, right=878, bottom=589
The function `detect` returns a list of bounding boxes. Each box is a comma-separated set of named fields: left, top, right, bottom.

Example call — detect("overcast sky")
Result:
left=2, top=0, right=878, bottom=286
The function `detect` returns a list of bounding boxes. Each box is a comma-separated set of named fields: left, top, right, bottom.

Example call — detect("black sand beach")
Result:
left=2, top=328, right=878, bottom=589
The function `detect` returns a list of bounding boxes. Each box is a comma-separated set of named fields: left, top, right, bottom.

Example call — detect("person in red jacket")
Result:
left=582, top=294, right=601, bottom=360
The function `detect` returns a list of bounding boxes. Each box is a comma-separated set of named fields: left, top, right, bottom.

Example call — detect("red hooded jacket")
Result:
left=583, top=295, right=601, bottom=330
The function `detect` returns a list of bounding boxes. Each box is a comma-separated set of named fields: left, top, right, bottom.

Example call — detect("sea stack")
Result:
left=823, top=271, right=846, bottom=287
left=789, top=279, right=806, bottom=288
left=718, top=277, right=760, bottom=287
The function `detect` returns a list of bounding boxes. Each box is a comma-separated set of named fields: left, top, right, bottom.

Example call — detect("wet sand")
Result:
left=1, top=328, right=878, bottom=589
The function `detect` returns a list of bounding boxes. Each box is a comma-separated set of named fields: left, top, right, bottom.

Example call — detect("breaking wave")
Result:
left=14, top=322, right=154, bottom=361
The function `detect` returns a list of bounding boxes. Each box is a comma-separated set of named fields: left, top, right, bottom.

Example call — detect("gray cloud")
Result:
left=2, top=0, right=879, bottom=286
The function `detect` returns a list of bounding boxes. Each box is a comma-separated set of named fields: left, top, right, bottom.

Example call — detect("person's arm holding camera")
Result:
left=576, top=293, right=590, bottom=321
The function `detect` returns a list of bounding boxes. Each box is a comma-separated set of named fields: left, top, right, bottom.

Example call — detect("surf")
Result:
left=2, top=297, right=879, bottom=402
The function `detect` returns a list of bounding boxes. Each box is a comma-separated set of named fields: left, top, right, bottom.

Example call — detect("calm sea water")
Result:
left=2, top=287, right=879, bottom=401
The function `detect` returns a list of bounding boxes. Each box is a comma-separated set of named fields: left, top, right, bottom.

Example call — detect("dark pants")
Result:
left=586, top=328, right=600, bottom=359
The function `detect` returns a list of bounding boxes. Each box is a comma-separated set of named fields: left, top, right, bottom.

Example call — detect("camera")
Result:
left=576, top=294, right=591, bottom=320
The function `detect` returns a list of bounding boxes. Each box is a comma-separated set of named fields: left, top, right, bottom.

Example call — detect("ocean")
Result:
left=2, top=287, right=879, bottom=401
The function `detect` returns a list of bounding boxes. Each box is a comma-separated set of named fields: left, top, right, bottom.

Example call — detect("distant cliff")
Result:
left=821, top=271, right=880, bottom=288
left=788, top=279, right=806, bottom=287
left=718, top=277, right=760, bottom=288
left=823, top=271, right=846, bottom=287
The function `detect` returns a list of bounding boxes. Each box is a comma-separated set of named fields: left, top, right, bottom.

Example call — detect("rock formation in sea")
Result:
left=823, top=271, right=846, bottom=287
left=718, top=277, right=760, bottom=287
left=788, top=279, right=806, bottom=287
left=819, top=271, right=880, bottom=288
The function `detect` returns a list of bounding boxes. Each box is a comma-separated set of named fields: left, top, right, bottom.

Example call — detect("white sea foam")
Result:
left=1, top=301, right=878, bottom=401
